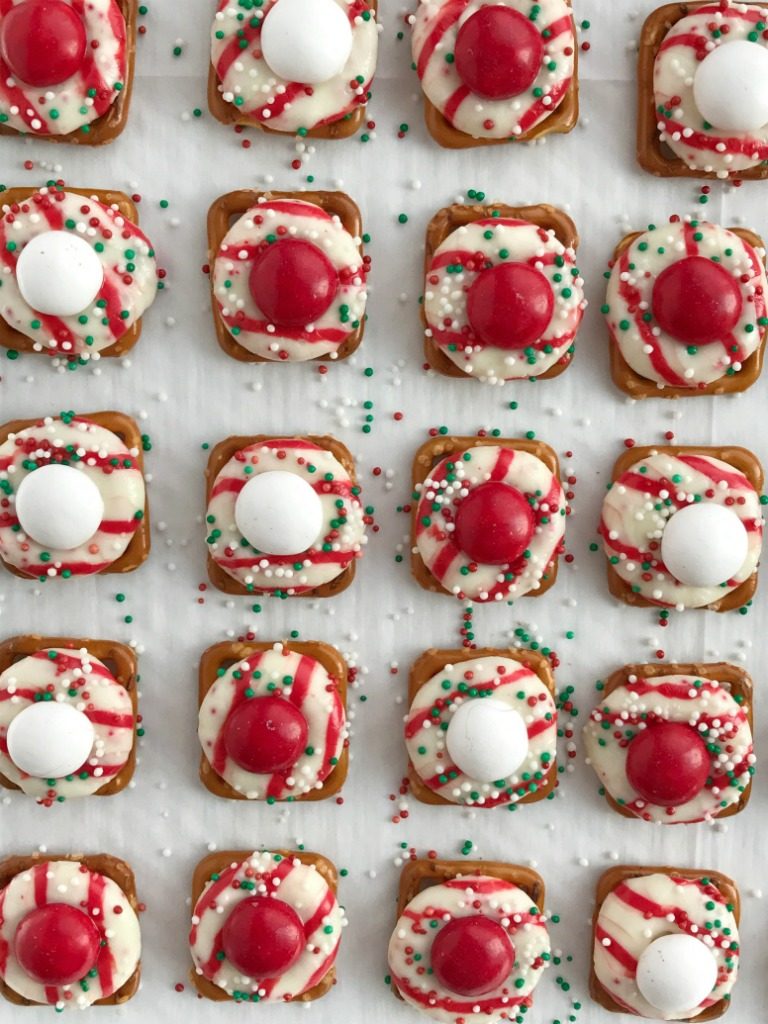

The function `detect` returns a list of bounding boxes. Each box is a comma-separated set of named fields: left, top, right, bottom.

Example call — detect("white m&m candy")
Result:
left=260, top=0, right=353, bottom=84
left=7, top=702, right=95, bottom=779
left=234, top=470, right=323, bottom=555
left=446, top=697, right=529, bottom=782
left=15, top=230, right=104, bottom=317
left=661, top=503, right=748, bottom=588
left=636, top=934, right=718, bottom=1014
left=15, top=464, right=104, bottom=550
left=693, top=40, right=768, bottom=133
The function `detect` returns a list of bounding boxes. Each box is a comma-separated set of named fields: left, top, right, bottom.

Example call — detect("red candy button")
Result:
left=431, top=915, right=514, bottom=997
left=626, top=721, right=710, bottom=806
left=454, top=7, right=544, bottom=100
left=652, top=256, right=743, bottom=345
left=454, top=481, right=534, bottom=566
left=0, top=0, right=87, bottom=88
left=15, top=904, right=100, bottom=985
left=467, top=263, right=553, bottom=349
left=222, top=897, right=304, bottom=979
left=223, top=695, right=309, bottom=774
left=249, top=238, right=339, bottom=328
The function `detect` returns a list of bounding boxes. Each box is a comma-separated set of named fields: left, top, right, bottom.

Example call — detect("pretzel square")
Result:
left=0, top=634, right=138, bottom=797
left=590, top=864, right=740, bottom=1020
left=410, top=434, right=562, bottom=597
left=198, top=639, right=348, bottom=800
left=392, top=857, right=546, bottom=1001
left=0, top=851, right=141, bottom=1006
left=605, top=443, right=763, bottom=611
left=597, top=661, right=754, bottom=821
left=0, top=187, right=145, bottom=361
left=406, top=646, right=557, bottom=806
left=421, top=0, right=578, bottom=149
left=206, top=0, right=378, bottom=140
left=0, top=0, right=138, bottom=147
left=189, top=848, right=339, bottom=1002
left=0, top=410, right=151, bottom=580
left=608, top=226, right=768, bottom=397
left=205, top=433, right=359, bottom=597
left=423, top=202, right=580, bottom=378
left=206, top=189, right=365, bottom=363
left=637, top=1, right=768, bottom=180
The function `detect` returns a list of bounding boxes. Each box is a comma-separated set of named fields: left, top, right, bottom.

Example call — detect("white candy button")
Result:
left=7, top=702, right=95, bottom=779
left=693, top=40, right=768, bottom=133
left=234, top=470, right=323, bottom=555
left=636, top=934, right=718, bottom=1014
left=15, top=230, right=104, bottom=317
left=260, top=0, right=353, bottom=84
left=15, top=464, right=104, bottom=551
left=661, top=502, right=748, bottom=588
left=446, top=697, right=529, bottom=782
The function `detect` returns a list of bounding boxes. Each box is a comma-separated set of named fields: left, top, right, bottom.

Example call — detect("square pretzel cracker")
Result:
left=392, top=858, right=546, bottom=1001
left=205, top=433, right=359, bottom=598
left=0, top=634, right=138, bottom=797
left=0, top=851, right=141, bottom=1007
left=422, top=0, right=578, bottom=149
left=189, top=848, right=339, bottom=1002
left=590, top=864, right=740, bottom=1021
left=599, top=661, right=754, bottom=821
left=0, top=410, right=151, bottom=580
left=605, top=443, right=763, bottom=612
left=423, top=203, right=580, bottom=379
left=198, top=639, right=348, bottom=801
left=0, top=187, right=145, bottom=360
left=608, top=226, right=768, bottom=397
left=206, top=189, right=365, bottom=363
left=206, top=0, right=378, bottom=140
left=407, top=646, right=557, bottom=806
left=410, top=434, right=562, bottom=597
left=637, top=2, right=768, bottom=180
left=0, top=0, right=138, bottom=147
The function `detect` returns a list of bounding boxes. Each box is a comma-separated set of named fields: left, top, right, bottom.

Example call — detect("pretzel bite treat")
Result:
left=198, top=640, right=348, bottom=801
left=411, top=435, right=565, bottom=602
left=0, top=412, right=149, bottom=580
left=0, top=185, right=159, bottom=365
left=0, top=635, right=138, bottom=805
left=208, top=190, right=368, bottom=364
left=639, top=1, right=768, bottom=178
left=411, top=0, right=578, bottom=148
left=584, top=662, right=754, bottom=824
left=599, top=444, right=763, bottom=611
left=209, top=0, right=378, bottom=139
left=605, top=218, right=768, bottom=397
left=189, top=849, right=344, bottom=1003
left=388, top=859, right=550, bottom=1022
left=405, top=647, right=557, bottom=809
left=0, top=852, right=141, bottom=1008
left=591, top=865, right=740, bottom=1020
left=423, top=203, right=585, bottom=382
left=205, top=434, right=366, bottom=597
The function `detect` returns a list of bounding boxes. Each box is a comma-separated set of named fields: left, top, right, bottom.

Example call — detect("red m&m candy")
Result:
left=431, top=915, right=514, bottom=997
left=0, top=0, right=87, bottom=87
left=652, top=256, right=743, bottom=345
left=467, top=263, right=553, bottom=350
left=454, top=7, right=543, bottom=100
left=15, top=904, right=100, bottom=985
left=249, top=238, right=339, bottom=328
left=626, top=721, right=710, bottom=806
left=222, top=897, right=304, bottom=979
left=455, top=481, right=534, bottom=565
left=223, top=695, right=309, bottom=774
